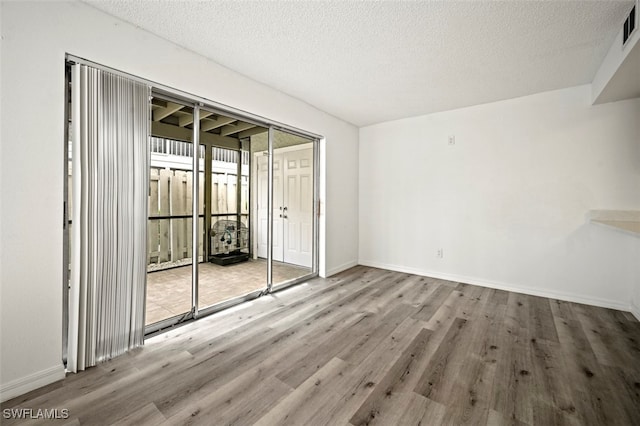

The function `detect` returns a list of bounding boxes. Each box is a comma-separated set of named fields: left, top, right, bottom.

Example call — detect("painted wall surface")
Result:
left=0, top=1, right=358, bottom=398
left=360, top=85, right=640, bottom=310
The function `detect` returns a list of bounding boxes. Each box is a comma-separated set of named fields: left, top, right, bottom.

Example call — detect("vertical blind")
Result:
left=68, top=64, right=150, bottom=372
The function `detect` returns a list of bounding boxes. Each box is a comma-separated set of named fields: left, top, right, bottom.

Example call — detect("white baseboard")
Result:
left=0, top=364, right=65, bottom=403
left=631, top=300, right=640, bottom=322
left=358, top=260, right=631, bottom=312
left=325, top=260, right=358, bottom=278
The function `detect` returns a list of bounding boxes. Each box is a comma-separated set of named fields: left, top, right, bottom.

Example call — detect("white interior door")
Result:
left=272, top=154, right=284, bottom=262
left=256, top=153, right=283, bottom=261
left=257, top=154, right=283, bottom=262
left=283, top=148, right=313, bottom=267
left=256, top=145, right=313, bottom=268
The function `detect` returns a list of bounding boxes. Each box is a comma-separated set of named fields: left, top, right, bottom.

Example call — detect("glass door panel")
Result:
left=199, top=128, right=266, bottom=310
left=143, top=98, right=317, bottom=326
left=145, top=98, right=195, bottom=327
left=270, top=129, right=315, bottom=288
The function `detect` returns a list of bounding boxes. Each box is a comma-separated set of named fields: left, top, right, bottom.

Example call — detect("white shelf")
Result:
left=589, top=210, right=640, bottom=237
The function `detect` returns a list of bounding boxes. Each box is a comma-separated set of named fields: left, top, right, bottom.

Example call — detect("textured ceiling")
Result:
left=85, top=0, right=634, bottom=126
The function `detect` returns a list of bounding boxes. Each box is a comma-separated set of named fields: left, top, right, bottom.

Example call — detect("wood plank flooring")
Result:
left=3, top=266, right=640, bottom=425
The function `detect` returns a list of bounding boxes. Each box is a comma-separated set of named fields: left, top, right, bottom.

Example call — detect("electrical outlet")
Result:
left=437, top=248, right=443, bottom=258
left=448, top=135, right=455, bottom=145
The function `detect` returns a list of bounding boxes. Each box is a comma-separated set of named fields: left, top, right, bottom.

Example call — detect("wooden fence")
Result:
left=67, top=139, right=250, bottom=270
left=147, top=167, right=249, bottom=267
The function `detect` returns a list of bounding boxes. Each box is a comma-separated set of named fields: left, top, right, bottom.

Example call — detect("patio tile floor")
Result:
left=145, top=259, right=309, bottom=325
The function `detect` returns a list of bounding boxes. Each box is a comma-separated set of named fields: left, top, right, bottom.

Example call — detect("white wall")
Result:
left=360, top=85, right=640, bottom=310
left=0, top=1, right=358, bottom=400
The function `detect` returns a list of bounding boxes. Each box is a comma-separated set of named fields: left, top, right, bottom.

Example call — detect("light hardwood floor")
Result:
left=3, top=266, right=640, bottom=425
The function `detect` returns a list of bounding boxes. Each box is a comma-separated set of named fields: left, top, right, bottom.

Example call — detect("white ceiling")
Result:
left=86, top=0, right=634, bottom=127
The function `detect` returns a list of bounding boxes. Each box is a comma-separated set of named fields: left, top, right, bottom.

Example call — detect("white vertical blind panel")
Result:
left=68, top=64, right=149, bottom=372
left=68, top=65, right=82, bottom=374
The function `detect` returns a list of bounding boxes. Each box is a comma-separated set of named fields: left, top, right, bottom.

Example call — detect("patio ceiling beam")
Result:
left=220, top=122, right=256, bottom=137
left=201, top=116, right=237, bottom=132
left=178, top=111, right=213, bottom=127
left=237, top=127, right=268, bottom=139
left=151, top=121, right=241, bottom=150
left=153, top=101, right=185, bottom=122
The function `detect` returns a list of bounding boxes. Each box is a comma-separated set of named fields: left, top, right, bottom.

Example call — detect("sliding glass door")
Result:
left=263, top=129, right=316, bottom=289
left=142, top=94, right=318, bottom=332
left=145, top=97, right=199, bottom=327
left=65, top=57, right=322, bottom=358
left=198, top=139, right=267, bottom=311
